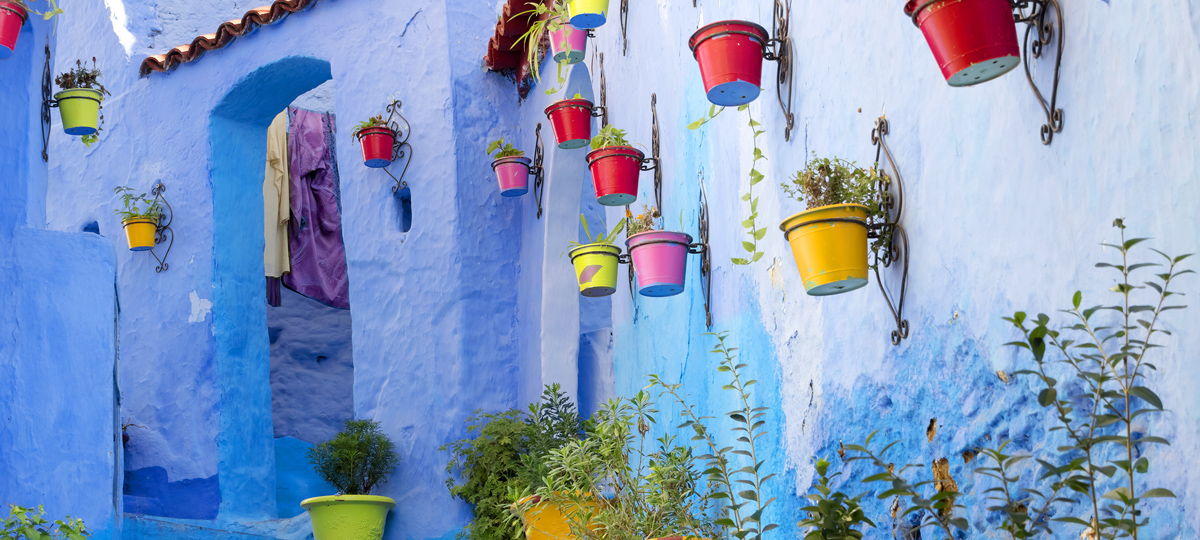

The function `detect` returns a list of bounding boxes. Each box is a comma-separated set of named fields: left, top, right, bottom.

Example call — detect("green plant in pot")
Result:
left=513, top=0, right=580, bottom=93
left=586, top=125, right=643, bottom=207
left=302, top=420, right=401, bottom=540
left=488, top=138, right=531, bottom=197
left=567, top=214, right=626, bottom=297
left=54, top=58, right=108, bottom=146
left=778, top=154, right=884, bottom=296
left=113, top=186, right=163, bottom=252
left=1, top=504, right=90, bottom=540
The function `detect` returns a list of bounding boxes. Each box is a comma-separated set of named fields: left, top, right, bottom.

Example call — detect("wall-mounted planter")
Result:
left=627, top=231, right=692, bottom=297
left=550, top=23, right=587, bottom=65
left=568, top=243, right=621, bottom=297
left=688, top=20, right=770, bottom=107
left=122, top=218, right=158, bottom=252
left=585, top=146, right=642, bottom=206
left=779, top=204, right=869, bottom=296
left=54, top=89, right=104, bottom=136
left=301, top=495, right=395, bottom=540
left=0, top=0, right=27, bottom=60
left=567, top=0, right=610, bottom=30
left=544, top=99, right=595, bottom=150
left=904, top=0, right=1020, bottom=87
left=492, top=155, right=531, bottom=197
left=357, top=127, right=396, bottom=168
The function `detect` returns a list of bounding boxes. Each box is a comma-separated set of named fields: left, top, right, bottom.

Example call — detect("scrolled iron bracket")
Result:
left=149, top=182, right=175, bottom=273
left=1011, top=0, right=1065, bottom=145
left=596, top=53, right=609, bottom=128
left=646, top=94, right=663, bottom=211
left=620, top=0, right=629, bottom=56
left=695, top=181, right=713, bottom=328
left=531, top=123, right=547, bottom=219
left=41, top=42, right=51, bottom=162
left=382, top=99, right=414, bottom=194
left=761, top=0, right=796, bottom=141
left=868, top=117, right=910, bottom=345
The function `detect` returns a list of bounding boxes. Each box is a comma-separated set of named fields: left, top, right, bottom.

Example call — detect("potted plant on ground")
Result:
left=567, top=214, right=626, bottom=297
left=585, top=125, right=642, bottom=206
left=778, top=154, right=884, bottom=296
left=487, top=138, right=530, bottom=197
left=302, top=420, right=400, bottom=540
left=545, top=95, right=596, bottom=150
left=625, top=205, right=693, bottom=298
left=55, top=58, right=108, bottom=146
left=688, top=21, right=770, bottom=107
left=566, top=0, right=609, bottom=30
left=903, top=0, right=1020, bottom=87
left=353, top=115, right=396, bottom=168
left=113, top=186, right=163, bottom=252
left=1, top=504, right=91, bottom=540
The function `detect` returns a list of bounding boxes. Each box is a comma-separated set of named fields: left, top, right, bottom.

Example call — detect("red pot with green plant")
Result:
left=904, top=0, right=1020, bottom=86
left=353, top=115, right=396, bottom=168
left=0, top=0, right=28, bottom=60
left=487, top=137, right=529, bottom=197
left=585, top=125, right=641, bottom=206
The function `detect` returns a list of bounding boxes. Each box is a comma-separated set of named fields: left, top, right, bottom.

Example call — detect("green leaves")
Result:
left=590, top=124, right=632, bottom=151
left=308, top=419, right=400, bottom=496
left=733, top=108, right=767, bottom=266
left=486, top=137, right=524, bottom=159
left=1, top=505, right=90, bottom=540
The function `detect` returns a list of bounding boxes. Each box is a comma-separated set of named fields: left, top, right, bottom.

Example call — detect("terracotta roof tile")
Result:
left=484, top=0, right=551, bottom=98
left=139, top=0, right=321, bottom=77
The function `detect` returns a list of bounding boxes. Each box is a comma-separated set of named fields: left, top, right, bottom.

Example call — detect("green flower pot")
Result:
left=301, top=495, right=395, bottom=540
left=54, top=88, right=104, bottom=136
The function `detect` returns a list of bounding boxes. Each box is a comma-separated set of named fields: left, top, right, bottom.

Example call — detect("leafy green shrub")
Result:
left=798, top=458, right=875, bottom=540
left=1, top=505, right=89, bottom=540
left=442, top=384, right=581, bottom=540
left=112, top=186, right=163, bottom=223
left=590, top=125, right=632, bottom=151
left=308, top=419, right=400, bottom=495
left=487, top=138, right=525, bottom=160
left=780, top=154, right=882, bottom=218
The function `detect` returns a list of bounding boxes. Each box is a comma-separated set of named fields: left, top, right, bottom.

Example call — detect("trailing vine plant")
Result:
left=688, top=106, right=766, bottom=265
left=839, top=220, right=1190, bottom=539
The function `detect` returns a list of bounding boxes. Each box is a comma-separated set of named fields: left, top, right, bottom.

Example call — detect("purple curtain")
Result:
left=282, top=108, right=350, bottom=309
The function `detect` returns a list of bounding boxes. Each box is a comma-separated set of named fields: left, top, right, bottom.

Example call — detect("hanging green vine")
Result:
left=688, top=105, right=766, bottom=266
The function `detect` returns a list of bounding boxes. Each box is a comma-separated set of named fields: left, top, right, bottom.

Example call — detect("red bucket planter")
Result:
left=357, top=127, right=396, bottom=168
left=0, top=0, right=29, bottom=61
left=585, top=146, right=642, bottom=206
left=492, top=156, right=530, bottom=197
left=545, top=99, right=594, bottom=150
left=688, top=20, right=769, bottom=107
left=627, top=231, right=692, bottom=297
left=904, top=0, right=1020, bottom=87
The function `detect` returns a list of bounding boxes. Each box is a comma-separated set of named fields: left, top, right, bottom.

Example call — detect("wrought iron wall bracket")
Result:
left=696, top=182, right=713, bottom=327
left=1012, top=0, right=1065, bottom=145
left=382, top=99, right=414, bottom=194
left=762, top=0, right=796, bottom=141
left=620, top=0, right=629, bottom=56
left=597, top=53, right=609, bottom=128
left=41, top=42, right=51, bottom=162
left=648, top=94, right=663, bottom=211
left=531, top=123, right=547, bottom=219
left=149, top=182, right=175, bottom=273
left=868, top=117, right=910, bottom=345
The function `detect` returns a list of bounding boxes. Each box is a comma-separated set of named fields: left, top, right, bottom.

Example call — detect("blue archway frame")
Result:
left=208, top=56, right=333, bottom=521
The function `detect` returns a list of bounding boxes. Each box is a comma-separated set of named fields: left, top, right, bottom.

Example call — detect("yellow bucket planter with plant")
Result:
left=567, top=214, right=626, bottom=297
left=55, top=59, right=110, bottom=143
left=779, top=154, right=882, bottom=296
left=113, top=186, right=163, bottom=252
left=302, top=420, right=400, bottom=540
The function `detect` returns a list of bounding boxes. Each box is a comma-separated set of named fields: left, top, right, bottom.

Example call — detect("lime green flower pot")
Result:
left=54, top=88, right=104, bottom=136
left=301, top=495, right=395, bottom=540
left=568, top=0, right=610, bottom=29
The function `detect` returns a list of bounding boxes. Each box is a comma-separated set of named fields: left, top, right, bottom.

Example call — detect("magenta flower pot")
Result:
left=492, top=156, right=530, bottom=197
left=550, top=23, right=587, bottom=64
left=626, top=231, right=693, bottom=297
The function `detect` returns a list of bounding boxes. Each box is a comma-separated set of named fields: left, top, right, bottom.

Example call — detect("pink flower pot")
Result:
left=626, top=231, right=693, bottom=297
left=492, top=156, right=530, bottom=197
left=550, top=23, right=587, bottom=64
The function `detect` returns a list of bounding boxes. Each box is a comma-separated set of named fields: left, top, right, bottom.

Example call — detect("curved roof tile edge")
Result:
left=139, top=0, right=321, bottom=77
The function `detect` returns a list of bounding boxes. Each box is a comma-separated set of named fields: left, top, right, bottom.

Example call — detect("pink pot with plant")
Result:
left=627, top=231, right=692, bottom=297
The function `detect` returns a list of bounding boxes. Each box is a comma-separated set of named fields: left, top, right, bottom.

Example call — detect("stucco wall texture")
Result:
left=2, top=0, right=1199, bottom=539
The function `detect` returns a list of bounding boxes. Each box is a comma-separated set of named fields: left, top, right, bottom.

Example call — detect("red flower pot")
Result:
left=586, top=146, right=642, bottom=206
left=545, top=99, right=594, bottom=150
left=904, top=0, right=1020, bottom=87
left=688, top=20, right=769, bottom=107
left=0, top=0, right=29, bottom=60
left=357, top=127, right=396, bottom=168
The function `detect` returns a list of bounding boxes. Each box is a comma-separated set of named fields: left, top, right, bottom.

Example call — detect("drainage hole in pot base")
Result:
left=64, top=126, right=98, bottom=136
left=948, top=55, right=1019, bottom=87
left=706, top=80, right=762, bottom=107
left=558, top=138, right=591, bottom=150
left=639, top=283, right=684, bottom=297
left=501, top=187, right=529, bottom=197
left=806, top=277, right=869, bottom=297
left=582, top=286, right=616, bottom=297
left=597, top=193, right=636, bottom=206
left=569, top=13, right=606, bottom=29
left=364, top=158, right=393, bottom=168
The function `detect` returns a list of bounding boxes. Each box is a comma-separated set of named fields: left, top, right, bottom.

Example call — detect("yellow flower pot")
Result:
left=779, top=204, right=869, bottom=296
left=123, top=218, right=158, bottom=252
left=568, top=243, right=621, bottom=297
left=517, top=495, right=598, bottom=540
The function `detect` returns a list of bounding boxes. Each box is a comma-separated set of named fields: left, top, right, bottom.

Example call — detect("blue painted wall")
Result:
left=7, top=0, right=1200, bottom=539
